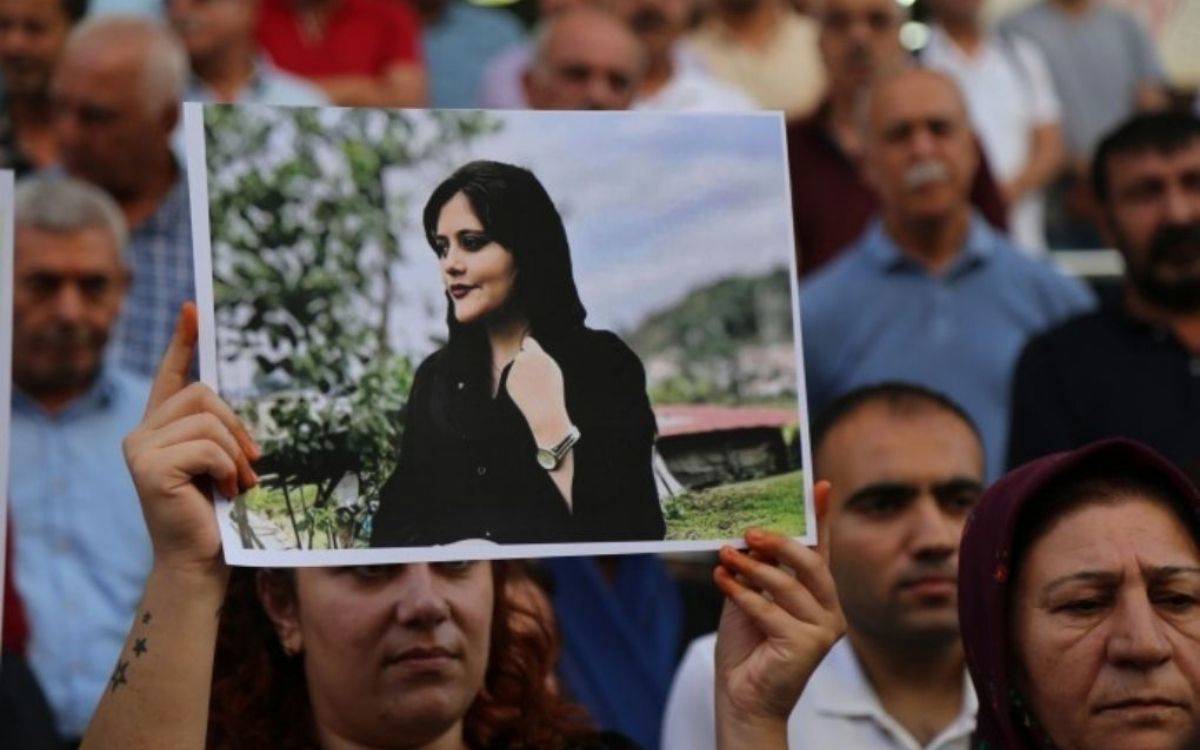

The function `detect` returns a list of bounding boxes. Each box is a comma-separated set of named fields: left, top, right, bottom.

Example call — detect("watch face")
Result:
left=536, top=449, right=557, bottom=470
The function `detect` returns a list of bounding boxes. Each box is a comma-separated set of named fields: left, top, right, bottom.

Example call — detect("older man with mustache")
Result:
left=1009, top=111, right=1200, bottom=484
left=8, top=176, right=153, bottom=744
left=799, top=68, right=1094, bottom=482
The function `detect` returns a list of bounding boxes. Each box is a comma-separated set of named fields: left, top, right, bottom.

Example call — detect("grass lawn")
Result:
left=664, top=470, right=806, bottom=540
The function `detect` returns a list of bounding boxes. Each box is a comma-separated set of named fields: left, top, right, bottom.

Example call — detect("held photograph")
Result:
left=186, top=104, right=814, bottom=565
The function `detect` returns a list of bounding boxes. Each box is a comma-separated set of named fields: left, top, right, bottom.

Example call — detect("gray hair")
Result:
left=66, top=15, right=188, bottom=113
left=15, top=176, right=130, bottom=258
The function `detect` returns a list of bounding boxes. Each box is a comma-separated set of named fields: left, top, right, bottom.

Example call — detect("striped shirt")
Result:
left=113, top=175, right=194, bottom=376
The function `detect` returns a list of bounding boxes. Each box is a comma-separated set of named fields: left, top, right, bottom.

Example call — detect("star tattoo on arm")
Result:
left=133, top=638, right=148, bottom=657
left=109, top=660, right=129, bottom=693
left=141, top=611, right=152, bottom=625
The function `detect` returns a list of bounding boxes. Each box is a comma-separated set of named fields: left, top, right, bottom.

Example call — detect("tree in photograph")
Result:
left=205, top=105, right=499, bottom=548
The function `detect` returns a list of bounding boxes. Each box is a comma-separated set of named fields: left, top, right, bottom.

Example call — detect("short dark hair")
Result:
left=1011, top=453, right=1200, bottom=587
left=1091, top=111, right=1200, bottom=203
left=811, top=382, right=982, bottom=462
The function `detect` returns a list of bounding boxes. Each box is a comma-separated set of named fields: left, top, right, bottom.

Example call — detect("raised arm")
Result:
left=81, top=304, right=260, bottom=750
left=712, top=488, right=845, bottom=750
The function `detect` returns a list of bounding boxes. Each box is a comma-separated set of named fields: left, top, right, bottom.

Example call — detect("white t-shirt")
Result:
left=921, top=26, right=1062, bottom=253
left=661, top=634, right=978, bottom=750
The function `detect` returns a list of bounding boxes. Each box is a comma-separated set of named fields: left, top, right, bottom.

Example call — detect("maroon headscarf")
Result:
left=958, top=438, right=1200, bottom=750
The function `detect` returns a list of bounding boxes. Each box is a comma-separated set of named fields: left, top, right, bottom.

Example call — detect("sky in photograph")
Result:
left=382, top=109, right=796, bottom=359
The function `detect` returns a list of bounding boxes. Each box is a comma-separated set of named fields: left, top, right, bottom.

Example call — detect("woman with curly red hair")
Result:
left=78, top=303, right=844, bottom=750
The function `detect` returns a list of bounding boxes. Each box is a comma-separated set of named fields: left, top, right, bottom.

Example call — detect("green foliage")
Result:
left=630, top=268, right=795, bottom=404
left=664, top=470, right=806, bottom=540
left=206, top=105, right=499, bottom=549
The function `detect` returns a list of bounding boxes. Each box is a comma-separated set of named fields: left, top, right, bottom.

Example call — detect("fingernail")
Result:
left=746, top=529, right=763, bottom=543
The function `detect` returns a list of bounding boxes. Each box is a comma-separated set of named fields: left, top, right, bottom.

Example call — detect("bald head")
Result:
left=63, top=16, right=188, bottom=112
left=51, top=17, right=186, bottom=197
left=862, top=68, right=978, bottom=227
left=524, top=5, right=646, bottom=111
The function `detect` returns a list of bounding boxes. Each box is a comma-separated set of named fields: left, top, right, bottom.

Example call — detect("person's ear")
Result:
left=257, top=570, right=304, bottom=656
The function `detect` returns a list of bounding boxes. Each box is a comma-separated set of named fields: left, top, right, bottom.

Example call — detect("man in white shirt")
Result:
left=662, top=382, right=985, bottom=750
left=922, top=0, right=1063, bottom=252
left=611, top=0, right=755, bottom=112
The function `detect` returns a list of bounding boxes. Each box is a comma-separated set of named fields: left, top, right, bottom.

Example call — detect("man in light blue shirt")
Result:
left=167, top=0, right=328, bottom=106
left=801, top=69, right=1094, bottom=479
left=9, top=176, right=153, bottom=741
left=418, top=0, right=527, bottom=108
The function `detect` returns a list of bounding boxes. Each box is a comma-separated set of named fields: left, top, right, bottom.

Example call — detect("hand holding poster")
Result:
left=185, top=104, right=814, bottom=565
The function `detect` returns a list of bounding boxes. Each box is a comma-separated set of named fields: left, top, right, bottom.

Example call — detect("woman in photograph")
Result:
left=79, top=304, right=845, bottom=750
left=369, top=160, right=665, bottom=547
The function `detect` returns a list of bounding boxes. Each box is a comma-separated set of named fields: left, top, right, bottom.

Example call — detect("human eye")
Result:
left=433, top=560, right=478, bottom=576
left=1055, top=598, right=1106, bottom=615
left=459, top=232, right=490, bottom=252
left=79, top=275, right=112, bottom=299
left=1050, top=590, right=1112, bottom=617
left=348, top=565, right=399, bottom=583
left=847, top=489, right=911, bottom=519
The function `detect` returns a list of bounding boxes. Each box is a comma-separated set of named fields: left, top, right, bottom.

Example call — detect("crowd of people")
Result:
left=1, top=0, right=1198, bottom=749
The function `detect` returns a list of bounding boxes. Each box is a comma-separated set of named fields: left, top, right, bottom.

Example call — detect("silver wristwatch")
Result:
left=536, top=425, right=582, bottom=471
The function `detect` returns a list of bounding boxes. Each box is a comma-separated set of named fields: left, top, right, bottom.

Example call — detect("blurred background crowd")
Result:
left=1, top=0, right=1198, bottom=748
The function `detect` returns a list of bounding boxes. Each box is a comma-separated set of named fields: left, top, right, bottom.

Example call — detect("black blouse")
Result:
left=369, top=327, right=666, bottom=547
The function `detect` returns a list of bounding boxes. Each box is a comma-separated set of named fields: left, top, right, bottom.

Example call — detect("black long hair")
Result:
left=422, top=160, right=587, bottom=399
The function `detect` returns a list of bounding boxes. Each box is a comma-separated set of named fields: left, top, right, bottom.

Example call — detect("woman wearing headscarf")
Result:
left=958, top=438, right=1200, bottom=750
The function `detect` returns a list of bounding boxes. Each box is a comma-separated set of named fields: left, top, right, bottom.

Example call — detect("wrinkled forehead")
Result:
left=1019, top=496, right=1200, bottom=589
left=15, top=225, right=124, bottom=273
left=545, top=16, right=642, bottom=73
left=869, top=73, right=969, bottom=132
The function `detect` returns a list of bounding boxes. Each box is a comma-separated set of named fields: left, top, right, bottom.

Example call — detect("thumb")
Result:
left=146, top=302, right=198, bottom=415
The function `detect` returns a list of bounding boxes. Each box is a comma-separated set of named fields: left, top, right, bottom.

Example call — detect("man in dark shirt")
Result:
left=787, top=0, right=1007, bottom=276
left=1008, top=111, right=1200, bottom=482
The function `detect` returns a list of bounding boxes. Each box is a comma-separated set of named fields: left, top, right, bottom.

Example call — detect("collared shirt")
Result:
left=1009, top=304, right=1200, bottom=483
left=1001, top=1, right=1165, bottom=159
left=786, top=110, right=1009, bottom=277
left=661, top=635, right=978, bottom=750
left=113, top=173, right=193, bottom=377
left=920, top=26, right=1060, bottom=252
left=801, top=215, right=1095, bottom=479
left=423, top=0, right=526, bottom=108
left=184, top=56, right=328, bottom=106
left=9, top=366, right=154, bottom=738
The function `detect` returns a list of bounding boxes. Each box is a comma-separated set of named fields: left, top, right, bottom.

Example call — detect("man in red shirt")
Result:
left=257, top=0, right=426, bottom=106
